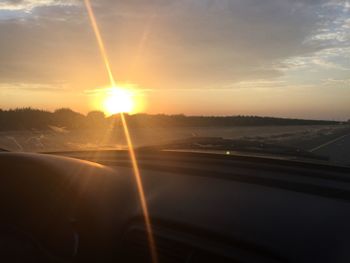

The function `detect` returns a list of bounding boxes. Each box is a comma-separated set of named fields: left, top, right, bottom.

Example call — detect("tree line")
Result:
left=0, top=108, right=342, bottom=131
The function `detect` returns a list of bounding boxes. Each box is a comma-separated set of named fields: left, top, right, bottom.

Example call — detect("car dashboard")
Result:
left=1, top=150, right=350, bottom=262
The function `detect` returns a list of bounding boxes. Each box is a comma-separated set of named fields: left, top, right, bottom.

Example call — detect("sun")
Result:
left=103, top=87, right=134, bottom=115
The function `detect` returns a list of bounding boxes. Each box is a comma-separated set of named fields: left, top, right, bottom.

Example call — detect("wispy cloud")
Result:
left=0, top=82, right=68, bottom=92
left=0, top=0, right=77, bottom=11
left=322, top=78, right=350, bottom=87
left=0, top=0, right=349, bottom=92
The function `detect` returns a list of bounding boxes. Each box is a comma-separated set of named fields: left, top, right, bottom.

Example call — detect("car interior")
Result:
left=1, top=150, right=350, bottom=262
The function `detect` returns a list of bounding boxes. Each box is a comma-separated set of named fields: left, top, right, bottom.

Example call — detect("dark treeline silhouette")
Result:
left=0, top=108, right=342, bottom=131
left=123, top=114, right=341, bottom=128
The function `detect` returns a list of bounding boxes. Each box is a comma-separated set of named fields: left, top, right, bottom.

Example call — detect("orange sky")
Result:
left=0, top=0, right=349, bottom=120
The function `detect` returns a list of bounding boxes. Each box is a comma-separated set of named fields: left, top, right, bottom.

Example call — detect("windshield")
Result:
left=0, top=1, right=349, bottom=166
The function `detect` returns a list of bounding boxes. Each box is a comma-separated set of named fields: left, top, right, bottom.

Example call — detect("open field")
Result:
left=0, top=124, right=348, bottom=152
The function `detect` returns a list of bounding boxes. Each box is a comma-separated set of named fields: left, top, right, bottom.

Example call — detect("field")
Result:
left=0, top=125, right=348, bottom=153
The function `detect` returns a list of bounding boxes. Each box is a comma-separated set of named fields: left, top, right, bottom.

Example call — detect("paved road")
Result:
left=311, top=133, right=350, bottom=166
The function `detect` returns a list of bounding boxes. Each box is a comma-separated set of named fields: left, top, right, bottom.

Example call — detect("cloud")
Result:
left=283, top=46, right=350, bottom=72
left=322, top=78, right=350, bottom=88
left=0, top=82, right=68, bottom=92
left=0, top=0, right=348, bottom=90
left=0, top=0, right=77, bottom=11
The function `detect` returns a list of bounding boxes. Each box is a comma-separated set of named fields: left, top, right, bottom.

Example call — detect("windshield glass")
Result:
left=0, top=1, right=349, bottom=166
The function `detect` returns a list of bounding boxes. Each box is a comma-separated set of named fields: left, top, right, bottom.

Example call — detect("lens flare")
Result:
left=120, top=113, right=158, bottom=262
left=83, top=1, right=158, bottom=262
left=84, top=0, right=115, bottom=87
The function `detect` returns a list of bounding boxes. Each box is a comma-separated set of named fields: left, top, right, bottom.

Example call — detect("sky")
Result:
left=0, top=0, right=349, bottom=120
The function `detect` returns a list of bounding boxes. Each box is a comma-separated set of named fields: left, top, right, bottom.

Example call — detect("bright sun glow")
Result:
left=103, top=87, right=134, bottom=115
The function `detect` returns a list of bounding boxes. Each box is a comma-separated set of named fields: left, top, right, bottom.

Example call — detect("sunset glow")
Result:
left=1, top=1, right=349, bottom=120
left=103, top=87, right=134, bottom=115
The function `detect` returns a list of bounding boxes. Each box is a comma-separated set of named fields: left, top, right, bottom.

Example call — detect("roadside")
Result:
left=311, top=133, right=350, bottom=166
left=266, top=125, right=350, bottom=151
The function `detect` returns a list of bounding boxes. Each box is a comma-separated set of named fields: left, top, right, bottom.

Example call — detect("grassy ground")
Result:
left=1, top=124, right=349, bottom=153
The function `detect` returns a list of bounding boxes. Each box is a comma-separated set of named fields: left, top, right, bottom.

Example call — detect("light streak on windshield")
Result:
left=83, top=1, right=158, bottom=262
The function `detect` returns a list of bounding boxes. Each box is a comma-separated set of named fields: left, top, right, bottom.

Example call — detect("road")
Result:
left=311, top=133, right=350, bottom=166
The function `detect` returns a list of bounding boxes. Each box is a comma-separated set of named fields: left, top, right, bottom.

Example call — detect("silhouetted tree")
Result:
left=0, top=108, right=53, bottom=130
left=0, top=108, right=342, bottom=131
left=86, top=111, right=106, bottom=128
left=53, top=108, right=85, bottom=129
